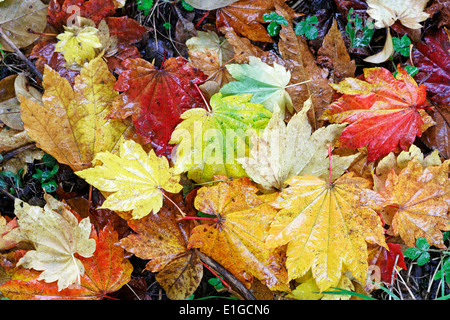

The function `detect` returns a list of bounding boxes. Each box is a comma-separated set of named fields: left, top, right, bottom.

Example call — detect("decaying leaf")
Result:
left=188, top=176, right=288, bottom=291
left=0, top=0, right=48, bottom=51
left=13, top=194, right=96, bottom=291
left=237, top=98, right=358, bottom=191
left=363, top=158, right=450, bottom=249
left=119, top=202, right=202, bottom=300
left=266, top=173, right=387, bottom=291
left=76, top=139, right=183, bottom=220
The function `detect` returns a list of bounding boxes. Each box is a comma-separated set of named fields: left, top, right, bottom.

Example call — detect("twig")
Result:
left=0, top=187, right=15, bottom=200
left=1, top=143, right=36, bottom=163
left=196, top=250, right=256, bottom=300
left=0, top=27, right=43, bottom=81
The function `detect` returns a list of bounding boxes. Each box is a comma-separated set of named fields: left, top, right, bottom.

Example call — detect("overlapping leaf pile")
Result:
left=1, top=0, right=449, bottom=301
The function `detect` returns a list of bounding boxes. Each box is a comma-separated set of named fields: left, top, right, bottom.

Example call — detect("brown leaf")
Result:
left=119, top=202, right=202, bottom=300
left=276, top=4, right=333, bottom=126
left=317, top=19, right=356, bottom=83
left=188, top=48, right=233, bottom=87
left=220, top=27, right=283, bottom=65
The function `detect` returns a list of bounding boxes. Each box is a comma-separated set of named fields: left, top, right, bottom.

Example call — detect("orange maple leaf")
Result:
left=187, top=176, right=288, bottom=291
left=0, top=224, right=132, bottom=300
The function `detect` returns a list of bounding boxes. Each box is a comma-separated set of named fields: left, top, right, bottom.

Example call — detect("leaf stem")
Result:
left=194, top=83, right=212, bottom=112
left=176, top=216, right=217, bottom=222
left=194, top=11, right=210, bottom=29
left=162, top=192, right=186, bottom=217
left=285, top=79, right=312, bottom=88
left=200, top=260, right=231, bottom=291
left=328, top=143, right=332, bottom=184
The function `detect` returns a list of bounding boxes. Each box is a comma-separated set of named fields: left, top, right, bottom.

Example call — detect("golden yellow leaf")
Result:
left=55, top=20, right=102, bottom=67
left=237, top=99, right=358, bottom=191
left=188, top=176, right=288, bottom=291
left=19, top=55, right=128, bottom=172
left=76, top=139, right=183, bottom=219
left=267, top=173, right=387, bottom=291
left=13, top=194, right=96, bottom=291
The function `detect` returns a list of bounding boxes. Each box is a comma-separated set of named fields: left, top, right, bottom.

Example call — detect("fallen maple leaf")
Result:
left=54, top=17, right=103, bottom=67
left=188, top=176, right=288, bottom=291
left=220, top=56, right=294, bottom=116
left=373, top=144, right=442, bottom=193
left=363, top=0, right=429, bottom=63
left=0, top=223, right=132, bottom=299
left=266, top=173, right=387, bottom=291
left=13, top=194, right=96, bottom=291
left=320, top=66, right=435, bottom=162
left=363, top=157, right=450, bottom=249
left=33, top=0, right=146, bottom=83
left=119, top=202, right=202, bottom=300
left=109, top=57, right=207, bottom=158
left=169, top=93, right=272, bottom=183
left=186, top=30, right=235, bottom=66
left=19, top=55, right=129, bottom=172
left=76, top=139, right=183, bottom=219
left=237, top=98, right=358, bottom=191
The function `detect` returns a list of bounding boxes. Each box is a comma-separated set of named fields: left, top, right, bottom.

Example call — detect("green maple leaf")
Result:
left=220, top=57, right=293, bottom=117
left=169, top=93, right=272, bottom=183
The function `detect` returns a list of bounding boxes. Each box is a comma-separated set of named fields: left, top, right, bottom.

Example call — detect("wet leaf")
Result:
left=320, top=66, right=435, bottom=162
left=267, top=173, right=387, bottom=291
left=119, top=202, right=202, bottom=300
left=0, top=0, right=47, bottom=51
left=19, top=55, right=129, bottom=172
left=188, top=176, right=288, bottom=290
left=76, top=139, right=183, bottom=219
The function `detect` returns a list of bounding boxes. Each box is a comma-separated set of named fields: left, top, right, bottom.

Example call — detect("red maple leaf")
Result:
left=109, top=56, right=208, bottom=158
left=320, top=66, right=435, bottom=162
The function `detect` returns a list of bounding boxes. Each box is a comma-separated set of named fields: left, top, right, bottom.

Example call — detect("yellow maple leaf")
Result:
left=55, top=19, right=102, bottom=67
left=237, top=99, right=359, bottom=191
left=266, top=173, right=387, bottom=292
left=19, top=55, right=129, bottom=172
left=13, top=194, right=96, bottom=291
left=76, top=139, right=183, bottom=219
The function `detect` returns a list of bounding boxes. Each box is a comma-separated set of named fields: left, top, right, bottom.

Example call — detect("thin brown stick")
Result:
left=196, top=250, right=256, bottom=300
left=1, top=143, right=36, bottom=163
left=0, top=26, right=43, bottom=81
